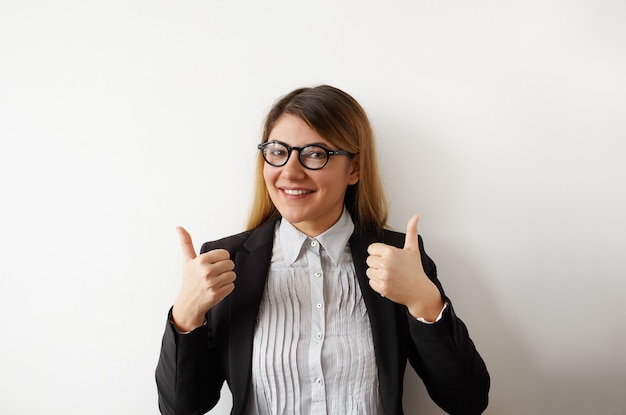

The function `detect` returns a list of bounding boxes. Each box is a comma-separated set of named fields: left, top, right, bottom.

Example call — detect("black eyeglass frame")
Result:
left=257, top=140, right=356, bottom=170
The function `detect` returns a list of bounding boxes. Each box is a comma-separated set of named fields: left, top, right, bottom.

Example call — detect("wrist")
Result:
left=407, top=290, right=444, bottom=322
left=171, top=304, right=205, bottom=333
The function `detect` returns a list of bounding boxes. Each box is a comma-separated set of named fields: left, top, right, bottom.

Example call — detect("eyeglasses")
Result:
left=257, top=140, right=355, bottom=170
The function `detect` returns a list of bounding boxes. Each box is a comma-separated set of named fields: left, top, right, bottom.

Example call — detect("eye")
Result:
left=269, top=148, right=287, bottom=157
left=302, top=147, right=327, bottom=160
left=264, top=143, right=288, bottom=157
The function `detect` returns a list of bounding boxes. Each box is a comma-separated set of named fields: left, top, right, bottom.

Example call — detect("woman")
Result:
left=156, top=85, right=490, bottom=414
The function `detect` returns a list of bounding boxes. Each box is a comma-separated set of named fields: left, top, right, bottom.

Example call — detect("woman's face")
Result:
left=263, top=114, right=359, bottom=237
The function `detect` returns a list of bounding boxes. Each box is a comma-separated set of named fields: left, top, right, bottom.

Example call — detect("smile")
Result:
left=282, top=189, right=313, bottom=195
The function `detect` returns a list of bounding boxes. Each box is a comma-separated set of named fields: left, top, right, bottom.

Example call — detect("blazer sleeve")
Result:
left=155, top=223, right=272, bottom=415
left=155, top=309, right=225, bottom=415
left=405, top=237, right=490, bottom=415
left=155, top=238, right=232, bottom=415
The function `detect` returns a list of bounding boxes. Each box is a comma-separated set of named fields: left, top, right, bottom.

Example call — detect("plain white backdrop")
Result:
left=1, top=1, right=625, bottom=414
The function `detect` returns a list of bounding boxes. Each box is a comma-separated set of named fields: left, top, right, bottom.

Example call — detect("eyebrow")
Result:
left=268, top=139, right=333, bottom=148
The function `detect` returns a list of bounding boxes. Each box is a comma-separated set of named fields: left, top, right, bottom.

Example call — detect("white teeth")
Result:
left=283, top=189, right=311, bottom=195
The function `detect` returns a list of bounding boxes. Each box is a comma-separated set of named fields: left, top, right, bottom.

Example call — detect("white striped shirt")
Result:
left=246, top=209, right=383, bottom=415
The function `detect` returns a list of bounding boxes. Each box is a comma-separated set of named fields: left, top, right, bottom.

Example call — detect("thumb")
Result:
left=403, top=214, right=420, bottom=252
left=176, top=226, right=197, bottom=260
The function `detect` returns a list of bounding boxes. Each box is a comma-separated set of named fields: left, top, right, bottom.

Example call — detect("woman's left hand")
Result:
left=366, top=214, right=444, bottom=321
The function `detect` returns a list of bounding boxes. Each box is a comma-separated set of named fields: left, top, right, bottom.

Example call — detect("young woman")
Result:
left=156, top=85, right=490, bottom=415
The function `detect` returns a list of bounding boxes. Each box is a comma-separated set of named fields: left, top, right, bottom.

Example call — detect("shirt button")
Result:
left=315, top=378, right=323, bottom=385
left=316, top=303, right=323, bottom=309
left=315, top=332, right=323, bottom=340
left=314, top=271, right=322, bottom=278
left=311, top=240, right=318, bottom=247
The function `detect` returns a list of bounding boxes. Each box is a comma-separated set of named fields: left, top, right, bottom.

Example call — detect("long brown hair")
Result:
left=246, top=85, right=388, bottom=233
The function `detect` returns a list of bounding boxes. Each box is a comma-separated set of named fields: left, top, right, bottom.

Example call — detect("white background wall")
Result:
left=1, top=1, right=625, bottom=414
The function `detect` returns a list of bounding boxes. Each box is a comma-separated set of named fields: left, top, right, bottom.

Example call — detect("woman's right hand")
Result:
left=171, top=226, right=236, bottom=332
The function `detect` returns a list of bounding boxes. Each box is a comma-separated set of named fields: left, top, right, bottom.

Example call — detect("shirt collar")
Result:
left=278, top=208, right=355, bottom=267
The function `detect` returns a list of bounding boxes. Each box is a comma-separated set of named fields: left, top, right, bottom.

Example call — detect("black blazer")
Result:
left=156, top=219, right=490, bottom=415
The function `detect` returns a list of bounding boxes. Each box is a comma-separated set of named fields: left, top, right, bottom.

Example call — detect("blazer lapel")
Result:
left=350, top=231, right=404, bottom=413
left=227, top=219, right=277, bottom=414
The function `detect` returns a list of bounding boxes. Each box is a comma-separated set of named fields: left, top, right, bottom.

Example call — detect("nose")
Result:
left=280, top=149, right=306, bottom=179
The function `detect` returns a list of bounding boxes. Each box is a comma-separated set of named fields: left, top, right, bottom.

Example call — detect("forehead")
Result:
left=268, top=114, right=332, bottom=147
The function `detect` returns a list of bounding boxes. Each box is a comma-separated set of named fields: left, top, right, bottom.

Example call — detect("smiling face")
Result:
left=263, top=113, right=359, bottom=236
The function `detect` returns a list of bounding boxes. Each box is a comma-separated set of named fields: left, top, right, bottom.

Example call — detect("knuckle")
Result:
left=202, top=279, right=216, bottom=291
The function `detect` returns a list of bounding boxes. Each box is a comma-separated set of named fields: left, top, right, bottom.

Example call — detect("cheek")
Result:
left=336, top=164, right=357, bottom=186
left=262, top=164, right=274, bottom=186
left=317, top=172, right=348, bottom=195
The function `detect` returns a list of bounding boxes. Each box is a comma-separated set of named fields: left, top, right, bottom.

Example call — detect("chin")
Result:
left=278, top=211, right=310, bottom=225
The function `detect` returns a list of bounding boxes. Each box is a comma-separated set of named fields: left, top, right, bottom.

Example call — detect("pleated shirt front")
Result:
left=246, top=210, right=383, bottom=415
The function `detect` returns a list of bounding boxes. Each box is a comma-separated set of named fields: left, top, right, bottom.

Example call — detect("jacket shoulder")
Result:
left=375, top=228, right=429, bottom=252
left=379, top=228, right=406, bottom=248
left=200, top=231, right=252, bottom=253
left=199, top=219, right=278, bottom=254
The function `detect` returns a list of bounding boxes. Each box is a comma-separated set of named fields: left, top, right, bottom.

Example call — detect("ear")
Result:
left=347, top=155, right=360, bottom=185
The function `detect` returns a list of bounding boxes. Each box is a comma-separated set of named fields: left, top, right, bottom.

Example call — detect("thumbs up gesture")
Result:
left=366, top=214, right=444, bottom=321
left=171, top=227, right=236, bottom=332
